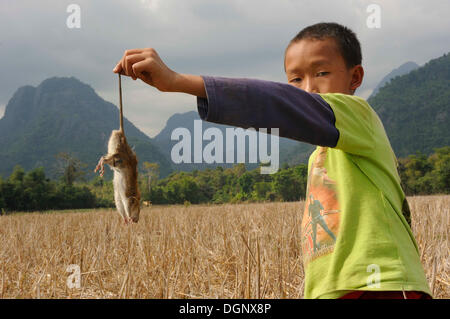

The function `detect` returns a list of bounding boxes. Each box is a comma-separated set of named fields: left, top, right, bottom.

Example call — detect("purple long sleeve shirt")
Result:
left=196, top=76, right=340, bottom=147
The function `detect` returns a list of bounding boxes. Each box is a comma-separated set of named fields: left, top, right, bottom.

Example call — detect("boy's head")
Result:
left=284, top=22, right=364, bottom=95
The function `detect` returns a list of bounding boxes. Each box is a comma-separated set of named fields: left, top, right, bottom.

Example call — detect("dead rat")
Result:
left=94, top=73, right=141, bottom=224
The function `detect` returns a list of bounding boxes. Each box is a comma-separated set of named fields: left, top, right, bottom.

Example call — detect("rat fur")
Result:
left=94, top=74, right=140, bottom=224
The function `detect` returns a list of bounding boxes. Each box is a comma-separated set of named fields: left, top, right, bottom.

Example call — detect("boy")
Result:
left=113, top=22, right=431, bottom=299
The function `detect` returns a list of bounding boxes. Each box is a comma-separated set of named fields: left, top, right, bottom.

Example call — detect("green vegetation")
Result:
left=142, top=162, right=307, bottom=205
left=1, top=147, right=448, bottom=213
left=0, top=166, right=97, bottom=212
left=398, top=146, right=450, bottom=195
left=0, top=77, right=173, bottom=180
left=368, top=53, right=450, bottom=157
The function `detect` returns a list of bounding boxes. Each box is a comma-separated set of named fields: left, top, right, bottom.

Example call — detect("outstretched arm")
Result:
left=113, top=48, right=339, bottom=147
left=113, top=48, right=206, bottom=98
left=195, top=76, right=339, bottom=146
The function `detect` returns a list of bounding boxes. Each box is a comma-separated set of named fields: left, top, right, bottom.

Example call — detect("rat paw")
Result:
left=94, top=157, right=105, bottom=177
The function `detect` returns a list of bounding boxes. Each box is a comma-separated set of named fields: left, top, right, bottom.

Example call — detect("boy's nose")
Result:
left=302, top=79, right=318, bottom=93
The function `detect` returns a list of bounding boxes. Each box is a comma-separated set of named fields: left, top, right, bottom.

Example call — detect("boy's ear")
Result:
left=349, top=65, right=364, bottom=93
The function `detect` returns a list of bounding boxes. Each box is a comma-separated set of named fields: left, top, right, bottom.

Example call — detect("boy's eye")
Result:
left=316, top=71, right=329, bottom=77
left=290, top=77, right=302, bottom=83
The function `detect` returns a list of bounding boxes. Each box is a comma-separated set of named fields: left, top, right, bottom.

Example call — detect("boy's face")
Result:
left=284, top=38, right=363, bottom=95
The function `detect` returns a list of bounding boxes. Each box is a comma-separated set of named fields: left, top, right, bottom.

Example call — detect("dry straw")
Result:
left=0, top=196, right=448, bottom=298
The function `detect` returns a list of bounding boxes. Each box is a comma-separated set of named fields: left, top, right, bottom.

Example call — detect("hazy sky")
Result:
left=0, top=0, right=449, bottom=137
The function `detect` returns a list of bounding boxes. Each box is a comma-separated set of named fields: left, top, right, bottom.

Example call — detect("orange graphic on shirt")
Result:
left=301, top=147, right=340, bottom=264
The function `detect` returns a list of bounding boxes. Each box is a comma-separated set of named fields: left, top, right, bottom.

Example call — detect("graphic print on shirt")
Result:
left=301, top=147, right=340, bottom=265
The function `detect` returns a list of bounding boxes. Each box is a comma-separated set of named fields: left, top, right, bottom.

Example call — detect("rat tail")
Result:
left=119, top=73, right=124, bottom=133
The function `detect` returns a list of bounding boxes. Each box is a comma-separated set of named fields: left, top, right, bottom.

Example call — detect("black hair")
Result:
left=286, top=22, right=362, bottom=69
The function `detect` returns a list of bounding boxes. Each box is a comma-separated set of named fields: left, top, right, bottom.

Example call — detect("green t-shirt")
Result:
left=301, top=93, right=431, bottom=299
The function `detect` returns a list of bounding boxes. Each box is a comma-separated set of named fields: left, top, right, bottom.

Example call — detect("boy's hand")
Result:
left=113, top=48, right=206, bottom=97
left=113, top=48, right=176, bottom=92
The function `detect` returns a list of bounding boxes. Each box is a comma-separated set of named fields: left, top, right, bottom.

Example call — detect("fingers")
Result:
left=113, top=48, right=146, bottom=75
left=113, top=48, right=169, bottom=89
left=124, top=53, right=148, bottom=80
left=132, top=59, right=152, bottom=83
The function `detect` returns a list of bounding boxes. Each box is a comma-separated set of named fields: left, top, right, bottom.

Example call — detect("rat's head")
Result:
left=284, top=22, right=364, bottom=95
left=128, top=196, right=140, bottom=223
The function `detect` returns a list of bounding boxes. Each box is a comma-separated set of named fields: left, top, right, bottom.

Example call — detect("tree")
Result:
left=142, top=162, right=160, bottom=199
left=23, top=167, right=52, bottom=210
left=55, top=152, right=87, bottom=186
left=253, top=181, right=273, bottom=200
left=272, top=168, right=302, bottom=201
left=0, top=177, right=5, bottom=214
left=10, top=165, right=25, bottom=183
left=293, top=164, right=308, bottom=199
left=428, top=146, right=450, bottom=193
left=398, top=148, right=450, bottom=195
left=238, top=172, right=254, bottom=195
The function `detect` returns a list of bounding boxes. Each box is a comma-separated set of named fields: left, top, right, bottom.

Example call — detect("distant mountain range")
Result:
left=368, top=53, right=449, bottom=157
left=0, top=53, right=448, bottom=179
left=368, top=61, right=419, bottom=99
left=154, top=56, right=450, bottom=171
left=152, top=110, right=308, bottom=172
left=0, top=77, right=172, bottom=179
left=152, top=57, right=444, bottom=168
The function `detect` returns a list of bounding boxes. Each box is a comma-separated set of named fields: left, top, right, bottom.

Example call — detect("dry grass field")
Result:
left=0, top=195, right=448, bottom=299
